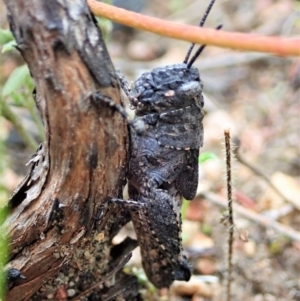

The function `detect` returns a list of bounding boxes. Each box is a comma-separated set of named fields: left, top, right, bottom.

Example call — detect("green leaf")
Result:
left=10, top=92, right=25, bottom=106
left=0, top=28, right=14, bottom=45
left=198, top=152, right=217, bottom=164
left=2, top=65, right=30, bottom=97
left=1, top=40, right=17, bottom=53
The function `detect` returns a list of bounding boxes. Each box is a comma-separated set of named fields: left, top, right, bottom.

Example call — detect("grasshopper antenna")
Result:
left=187, top=24, right=222, bottom=69
left=183, top=0, right=216, bottom=64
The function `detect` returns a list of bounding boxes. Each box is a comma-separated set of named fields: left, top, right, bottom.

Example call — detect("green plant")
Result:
left=0, top=206, right=8, bottom=301
left=0, top=28, right=44, bottom=152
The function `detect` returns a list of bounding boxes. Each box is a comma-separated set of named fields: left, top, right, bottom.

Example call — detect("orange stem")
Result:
left=88, top=0, right=300, bottom=57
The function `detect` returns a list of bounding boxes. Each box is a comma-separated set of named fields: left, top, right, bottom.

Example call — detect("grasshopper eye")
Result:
left=176, top=81, right=202, bottom=98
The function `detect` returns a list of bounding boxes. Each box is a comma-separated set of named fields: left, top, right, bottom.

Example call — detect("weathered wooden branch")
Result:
left=3, top=0, right=138, bottom=300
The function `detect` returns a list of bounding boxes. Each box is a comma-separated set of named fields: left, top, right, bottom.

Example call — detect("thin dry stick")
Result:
left=224, top=130, right=234, bottom=301
left=201, top=191, right=300, bottom=242
left=87, top=0, right=300, bottom=56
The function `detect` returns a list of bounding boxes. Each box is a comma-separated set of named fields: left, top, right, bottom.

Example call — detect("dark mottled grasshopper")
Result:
left=101, top=0, right=220, bottom=289
left=117, top=62, right=204, bottom=288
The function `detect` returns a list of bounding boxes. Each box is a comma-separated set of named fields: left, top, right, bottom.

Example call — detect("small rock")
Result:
left=170, top=276, right=213, bottom=297
left=67, top=289, right=76, bottom=297
left=243, top=240, right=256, bottom=257
left=68, top=281, right=75, bottom=287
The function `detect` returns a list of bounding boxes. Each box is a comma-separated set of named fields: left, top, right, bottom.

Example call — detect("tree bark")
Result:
left=3, top=0, right=138, bottom=300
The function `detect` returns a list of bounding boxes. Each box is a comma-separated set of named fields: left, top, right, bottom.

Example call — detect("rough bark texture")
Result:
left=3, top=0, right=138, bottom=300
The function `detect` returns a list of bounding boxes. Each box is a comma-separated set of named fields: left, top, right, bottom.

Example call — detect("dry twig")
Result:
left=201, top=192, right=300, bottom=243
left=87, top=0, right=300, bottom=56
left=224, top=130, right=234, bottom=301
